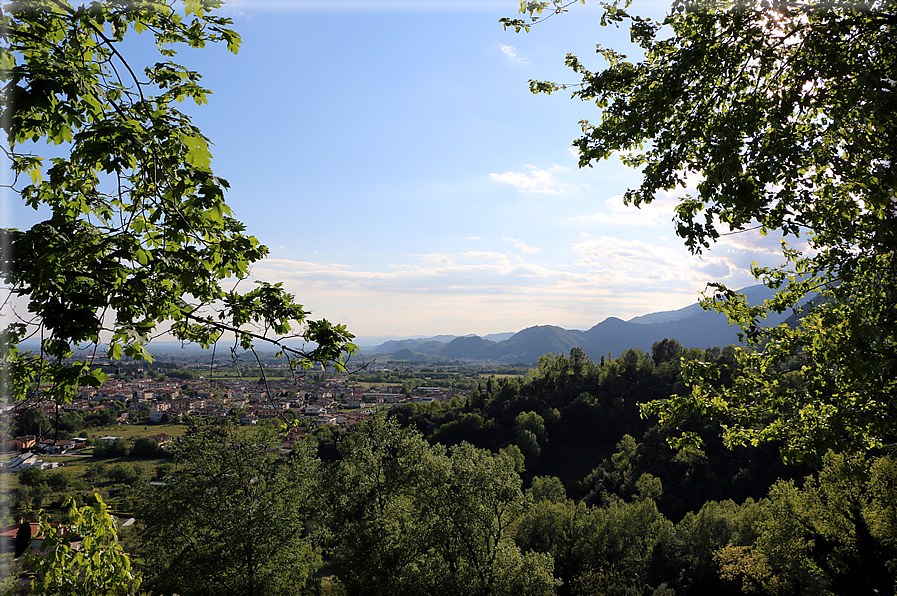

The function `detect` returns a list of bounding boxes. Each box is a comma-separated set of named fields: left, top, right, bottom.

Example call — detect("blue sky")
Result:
left=4, top=0, right=795, bottom=341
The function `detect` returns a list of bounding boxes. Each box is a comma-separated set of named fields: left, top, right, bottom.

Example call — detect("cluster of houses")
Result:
left=1, top=434, right=91, bottom=472
left=1, top=374, right=466, bottom=464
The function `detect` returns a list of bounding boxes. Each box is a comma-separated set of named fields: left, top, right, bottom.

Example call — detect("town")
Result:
left=0, top=349, right=497, bottom=465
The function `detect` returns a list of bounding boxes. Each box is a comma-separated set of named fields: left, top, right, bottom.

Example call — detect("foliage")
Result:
left=135, top=420, right=322, bottom=595
left=396, top=346, right=800, bottom=521
left=674, top=498, right=763, bottom=593
left=327, top=416, right=560, bottom=596
left=515, top=0, right=897, bottom=463
left=1, top=0, right=355, bottom=418
left=529, top=475, right=568, bottom=504
left=128, top=436, right=168, bottom=459
left=92, top=438, right=128, bottom=459
left=716, top=452, right=897, bottom=595
left=515, top=495, right=677, bottom=595
left=27, top=494, right=144, bottom=596
left=11, top=408, right=50, bottom=438
left=17, top=466, right=45, bottom=488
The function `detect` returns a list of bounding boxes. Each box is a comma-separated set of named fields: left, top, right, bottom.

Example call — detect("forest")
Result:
left=5, top=344, right=896, bottom=595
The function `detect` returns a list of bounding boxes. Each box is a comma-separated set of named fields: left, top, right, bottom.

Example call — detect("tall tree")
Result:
left=1, top=1, right=355, bottom=413
left=135, top=421, right=323, bottom=595
left=509, top=0, right=897, bottom=463
left=327, top=416, right=559, bottom=596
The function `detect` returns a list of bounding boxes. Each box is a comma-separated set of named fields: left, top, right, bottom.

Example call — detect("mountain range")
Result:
left=358, top=284, right=789, bottom=364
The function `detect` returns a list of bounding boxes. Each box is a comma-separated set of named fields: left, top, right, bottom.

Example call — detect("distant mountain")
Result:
left=626, top=284, right=780, bottom=325
left=363, top=284, right=795, bottom=364
left=362, top=332, right=516, bottom=354
left=627, top=305, right=706, bottom=325
left=483, top=332, right=516, bottom=342
left=368, top=339, right=447, bottom=356
left=480, top=326, right=583, bottom=363
left=440, top=335, right=496, bottom=359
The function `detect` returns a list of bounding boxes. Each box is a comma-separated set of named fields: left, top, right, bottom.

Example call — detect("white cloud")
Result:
left=251, top=249, right=714, bottom=337
left=250, top=226, right=795, bottom=336
left=256, top=258, right=351, bottom=270
left=489, top=163, right=568, bottom=194
left=500, top=44, right=528, bottom=64
left=503, top=237, right=542, bottom=254
left=418, top=253, right=457, bottom=267
left=571, top=235, right=732, bottom=284
left=461, top=250, right=510, bottom=262
left=574, top=177, right=705, bottom=227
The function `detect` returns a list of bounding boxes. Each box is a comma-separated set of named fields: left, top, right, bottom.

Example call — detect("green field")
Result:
left=81, top=423, right=187, bottom=440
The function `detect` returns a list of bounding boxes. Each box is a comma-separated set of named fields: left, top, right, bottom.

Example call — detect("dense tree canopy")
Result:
left=511, top=0, right=897, bottom=463
left=136, top=422, right=323, bottom=595
left=327, top=416, right=560, bottom=596
left=1, top=0, right=355, bottom=415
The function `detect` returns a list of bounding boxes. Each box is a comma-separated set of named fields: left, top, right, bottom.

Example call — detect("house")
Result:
left=5, top=452, right=58, bottom=472
left=0, top=521, right=41, bottom=554
left=134, top=391, right=154, bottom=403
left=39, top=439, right=73, bottom=454
left=5, top=453, right=39, bottom=471
left=7, top=435, right=36, bottom=452
left=147, top=433, right=172, bottom=447
left=0, top=520, right=81, bottom=554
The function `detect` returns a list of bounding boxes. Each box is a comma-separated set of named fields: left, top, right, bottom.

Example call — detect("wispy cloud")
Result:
left=571, top=235, right=731, bottom=283
left=574, top=191, right=678, bottom=226
left=489, top=163, right=568, bottom=194
left=500, top=44, right=528, bottom=64
left=503, top=237, right=542, bottom=254
left=250, top=235, right=766, bottom=336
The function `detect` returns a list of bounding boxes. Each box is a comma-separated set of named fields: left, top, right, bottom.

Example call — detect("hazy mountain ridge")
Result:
left=361, top=284, right=790, bottom=363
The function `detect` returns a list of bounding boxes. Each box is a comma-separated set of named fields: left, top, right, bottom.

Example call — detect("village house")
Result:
left=6, top=435, right=36, bottom=452
left=0, top=520, right=82, bottom=554
left=4, top=452, right=59, bottom=472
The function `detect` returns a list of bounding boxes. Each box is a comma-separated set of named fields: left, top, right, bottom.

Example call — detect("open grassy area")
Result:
left=11, top=454, right=173, bottom=519
left=82, top=423, right=187, bottom=440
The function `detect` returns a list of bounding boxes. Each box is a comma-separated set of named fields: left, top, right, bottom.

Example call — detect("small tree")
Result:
left=28, top=494, right=143, bottom=596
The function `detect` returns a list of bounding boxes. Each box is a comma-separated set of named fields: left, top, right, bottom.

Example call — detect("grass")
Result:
left=82, top=423, right=187, bottom=440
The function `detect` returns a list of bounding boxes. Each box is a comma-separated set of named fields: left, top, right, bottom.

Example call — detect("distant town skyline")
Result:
left=2, top=0, right=799, bottom=339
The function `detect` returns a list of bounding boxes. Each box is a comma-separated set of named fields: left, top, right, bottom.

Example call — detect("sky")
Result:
left=3, top=0, right=796, bottom=342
